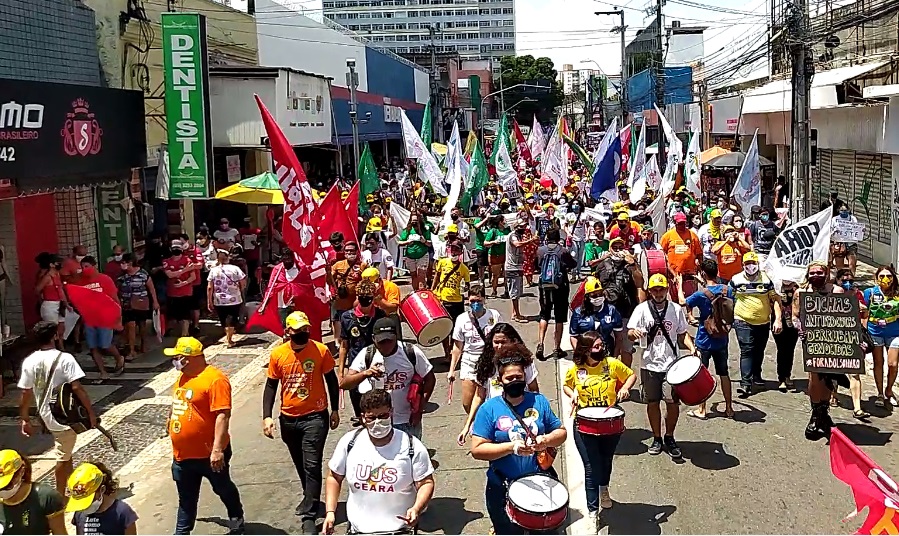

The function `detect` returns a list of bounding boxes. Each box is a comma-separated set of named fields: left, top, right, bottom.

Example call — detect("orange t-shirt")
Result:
left=267, top=340, right=336, bottom=417
left=169, top=365, right=232, bottom=461
left=660, top=228, right=702, bottom=275
left=378, top=280, right=401, bottom=314
left=715, top=242, right=747, bottom=281
left=331, top=260, right=367, bottom=311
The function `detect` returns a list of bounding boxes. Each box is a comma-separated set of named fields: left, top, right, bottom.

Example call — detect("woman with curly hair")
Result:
left=66, top=461, right=138, bottom=534
left=456, top=323, right=539, bottom=444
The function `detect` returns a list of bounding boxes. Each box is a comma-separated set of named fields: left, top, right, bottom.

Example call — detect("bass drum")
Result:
left=638, top=249, right=668, bottom=290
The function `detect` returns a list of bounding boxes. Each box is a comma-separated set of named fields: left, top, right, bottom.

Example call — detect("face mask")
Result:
left=808, top=275, right=826, bottom=287
left=333, top=244, right=343, bottom=252
left=651, top=292, right=667, bottom=304
left=81, top=491, right=104, bottom=515
left=744, top=264, right=759, bottom=276
left=880, top=276, right=893, bottom=287
left=760, top=215, right=770, bottom=222
left=171, top=249, right=182, bottom=256
left=590, top=297, right=605, bottom=307
left=0, top=477, right=21, bottom=501
left=502, top=379, right=527, bottom=398
left=291, top=332, right=310, bottom=345
left=841, top=281, right=853, bottom=290
left=113, top=255, right=123, bottom=262
left=221, top=225, right=230, bottom=230
left=172, top=357, right=187, bottom=371
left=734, top=221, right=743, bottom=229
left=470, top=301, right=485, bottom=314
left=572, top=206, right=581, bottom=213
left=368, top=243, right=378, bottom=251
left=451, top=213, right=459, bottom=221
left=367, top=417, right=393, bottom=439
left=717, top=201, right=725, bottom=209
left=345, top=252, right=358, bottom=262
left=358, top=296, right=374, bottom=307
left=590, top=350, right=607, bottom=361
left=840, top=211, right=849, bottom=218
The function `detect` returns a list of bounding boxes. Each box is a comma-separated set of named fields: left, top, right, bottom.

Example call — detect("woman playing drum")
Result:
left=568, top=277, right=624, bottom=357
left=563, top=332, right=635, bottom=529
left=470, top=350, right=567, bottom=535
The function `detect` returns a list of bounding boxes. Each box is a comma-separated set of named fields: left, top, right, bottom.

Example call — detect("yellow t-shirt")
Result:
left=432, top=258, right=470, bottom=303
left=729, top=272, right=779, bottom=325
left=564, top=357, right=633, bottom=408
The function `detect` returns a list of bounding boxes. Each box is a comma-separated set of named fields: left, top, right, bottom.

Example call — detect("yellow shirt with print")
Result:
left=729, top=272, right=779, bottom=325
left=432, top=258, right=470, bottom=303
left=564, top=357, right=633, bottom=408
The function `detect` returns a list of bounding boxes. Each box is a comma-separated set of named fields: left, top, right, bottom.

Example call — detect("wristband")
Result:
left=513, top=443, right=521, bottom=455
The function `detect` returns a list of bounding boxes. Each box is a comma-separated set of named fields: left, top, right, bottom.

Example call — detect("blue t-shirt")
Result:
left=72, top=499, right=138, bottom=535
left=569, top=303, right=623, bottom=352
left=684, top=284, right=730, bottom=351
left=863, top=287, right=899, bottom=338
left=339, top=309, right=387, bottom=362
left=472, top=392, right=563, bottom=485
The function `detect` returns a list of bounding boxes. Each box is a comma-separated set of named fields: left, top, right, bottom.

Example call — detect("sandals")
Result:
left=687, top=410, right=707, bottom=420
left=854, top=409, right=872, bottom=420
left=875, top=395, right=886, bottom=408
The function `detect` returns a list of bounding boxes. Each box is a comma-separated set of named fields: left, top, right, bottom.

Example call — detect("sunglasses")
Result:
left=361, top=412, right=391, bottom=422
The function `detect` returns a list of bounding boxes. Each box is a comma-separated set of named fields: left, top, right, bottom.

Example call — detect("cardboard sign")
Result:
left=800, top=292, right=865, bottom=375
left=833, top=219, right=865, bottom=243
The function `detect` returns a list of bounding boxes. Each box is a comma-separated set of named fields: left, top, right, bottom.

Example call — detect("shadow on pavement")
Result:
left=615, top=428, right=651, bottom=456
left=836, top=423, right=893, bottom=446
left=417, top=496, right=485, bottom=534
left=678, top=440, right=740, bottom=470
left=598, top=502, right=676, bottom=535
left=727, top=401, right=767, bottom=424
left=197, top=516, right=289, bottom=535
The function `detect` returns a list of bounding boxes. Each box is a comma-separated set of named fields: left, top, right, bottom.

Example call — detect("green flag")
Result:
left=489, top=114, right=509, bottom=166
left=562, top=134, right=595, bottom=175
left=461, top=139, right=489, bottom=213
left=420, top=100, right=432, bottom=147
left=357, top=142, right=379, bottom=213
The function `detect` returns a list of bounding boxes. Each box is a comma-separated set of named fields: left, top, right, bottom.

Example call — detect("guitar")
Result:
left=49, top=383, right=118, bottom=451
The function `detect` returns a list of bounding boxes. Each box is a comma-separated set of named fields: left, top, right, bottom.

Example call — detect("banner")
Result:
left=627, top=122, right=646, bottom=189
left=420, top=100, right=432, bottom=147
left=443, top=121, right=465, bottom=221
left=321, top=183, right=358, bottom=244
left=490, top=114, right=509, bottom=166
left=495, top=134, right=520, bottom=199
left=461, top=139, right=489, bottom=213
left=619, top=123, right=632, bottom=176
left=684, top=128, right=702, bottom=199
left=357, top=143, right=379, bottom=212
left=562, top=135, right=594, bottom=175
left=833, top=219, right=865, bottom=243
left=400, top=109, right=448, bottom=196
left=528, top=115, right=546, bottom=159
left=762, top=207, right=833, bottom=289
left=731, top=129, right=761, bottom=218
left=590, top=118, right=620, bottom=203
left=540, top=119, right=567, bottom=188
left=66, top=285, right=121, bottom=330
left=96, top=182, right=130, bottom=263
left=830, top=428, right=899, bottom=534
left=800, top=292, right=865, bottom=375
left=654, top=104, right=684, bottom=167
left=512, top=119, right=534, bottom=168
left=161, top=13, right=212, bottom=198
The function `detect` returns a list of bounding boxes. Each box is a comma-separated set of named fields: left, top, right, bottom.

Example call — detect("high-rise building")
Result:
left=322, top=0, right=516, bottom=73
left=557, top=64, right=600, bottom=95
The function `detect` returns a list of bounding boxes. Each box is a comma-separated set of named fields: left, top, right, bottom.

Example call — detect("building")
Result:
left=321, top=0, right=516, bottom=70
left=557, top=65, right=601, bottom=96
left=624, top=21, right=705, bottom=81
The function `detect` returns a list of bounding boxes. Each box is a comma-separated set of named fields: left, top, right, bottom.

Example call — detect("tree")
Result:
left=498, top=55, right=564, bottom=127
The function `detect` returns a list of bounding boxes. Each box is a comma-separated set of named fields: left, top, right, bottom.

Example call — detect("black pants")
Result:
left=172, top=446, right=243, bottom=534
left=279, top=411, right=329, bottom=521
left=349, top=387, right=363, bottom=417
left=773, top=324, right=799, bottom=382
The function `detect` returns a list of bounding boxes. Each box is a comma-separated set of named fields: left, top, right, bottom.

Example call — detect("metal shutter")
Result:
left=814, top=149, right=833, bottom=210
left=851, top=152, right=876, bottom=260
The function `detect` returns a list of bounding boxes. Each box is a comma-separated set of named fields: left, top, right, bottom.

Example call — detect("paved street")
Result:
left=12, top=273, right=899, bottom=534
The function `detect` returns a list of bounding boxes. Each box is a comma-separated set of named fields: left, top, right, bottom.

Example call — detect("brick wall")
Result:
left=0, top=0, right=102, bottom=86
left=0, top=201, right=23, bottom=334
left=55, top=187, right=99, bottom=258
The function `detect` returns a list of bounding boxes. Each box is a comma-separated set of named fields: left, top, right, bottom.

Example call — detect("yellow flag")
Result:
left=464, top=129, right=477, bottom=158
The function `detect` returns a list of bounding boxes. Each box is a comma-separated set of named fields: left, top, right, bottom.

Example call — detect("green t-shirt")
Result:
left=472, top=218, right=487, bottom=251
left=0, top=483, right=65, bottom=535
left=399, top=227, right=431, bottom=260
left=584, top=240, right=608, bottom=264
left=485, top=227, right=510, bottom=256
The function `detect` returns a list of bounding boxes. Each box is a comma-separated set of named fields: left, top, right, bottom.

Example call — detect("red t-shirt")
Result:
left=103, top=260, right=124, bottom=281
left=609, top=222, right=642, bottom=248
left=164, top=255, right=195, bottom=297
left=69, top=270, right=118, bottom=302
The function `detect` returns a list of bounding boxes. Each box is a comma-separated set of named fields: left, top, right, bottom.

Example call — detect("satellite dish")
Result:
left=824, top=35, right=841, bottom=49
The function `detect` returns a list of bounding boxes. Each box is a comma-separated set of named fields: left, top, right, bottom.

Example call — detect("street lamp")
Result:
left=346, top=58, right=361, bottom=178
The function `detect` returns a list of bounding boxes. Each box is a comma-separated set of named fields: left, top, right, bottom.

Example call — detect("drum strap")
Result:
left=469, top=311, right=488, bottom=343
left=434, top=261, right=462, bottom=292
left=647, top=301, right=678, bottom=354
left=502, top=397, right=557, bottom=468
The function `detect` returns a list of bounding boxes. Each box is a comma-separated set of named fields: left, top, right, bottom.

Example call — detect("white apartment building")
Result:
left=558, top=64, right=601, bottom=95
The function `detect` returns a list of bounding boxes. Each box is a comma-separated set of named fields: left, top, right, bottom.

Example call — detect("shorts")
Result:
left=699, top=347, right=729, bottom=376
left=871, top=334, right=899, bottom=349
left=216, top=304, right=242, bottom=327
left=405, top=256, right=430, bottom=273
left=477, top=249, right=489, bottom=270
left=167, top=295, right=196, bottom=321
left=489, top=254, right=505, bottom=267
left=85, top=326, right=114, bottom=350
left=122, top=309, right=152, bottom=325
left=505, top=271, right=523, bottom=299
left=443, top=301, right=465, bottom=322
left=40, top=300, right=62, bottom=323
left=641, top=368, right=679, bottom=404
left=539, top=286, right=569, bottom=323
left=459, top=358, right=478, bottom=381
left=52, top=428, right=77, bottom=462
left=619, top=317, right=635, bottom=354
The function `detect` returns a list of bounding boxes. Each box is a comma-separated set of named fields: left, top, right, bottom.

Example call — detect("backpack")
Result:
left=365, top=342, right=417, bottom=369
left=539, top=245, right=565, bottom=289
left=596, top=258, right=636, bottom=316
left=702, top=286, right=734, bottom=338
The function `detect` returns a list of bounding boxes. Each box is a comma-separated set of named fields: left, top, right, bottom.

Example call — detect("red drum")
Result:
left=639, top=249, right=668, bottom=290
left=506, top=474, right=569, bottom=531
left=569, top=280, right=586, bottom=312
left=575, top=406, right=626, bottom=436
left=399, top=290, right=452, bottom=347
left=666, top=355, right=717, bottom=406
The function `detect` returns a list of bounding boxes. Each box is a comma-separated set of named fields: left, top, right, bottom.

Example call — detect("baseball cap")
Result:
left=673, top=212, right=688, bottom=223
left=617, top=212, right=629, bottom=221
left=710, top=209, right=723, bottom=219
left=285, top=311, right=311, bottom=330
left=743, top=251, right=760, bottom=263
left=584, top=277, right=603, bottom=294
left=648, top=273, right=668, bottom=289
left=362, top=267, right=381, bottom=281
left=65, top=463, right=105, bottom=513
left=163, top=337, right=204, bottom=357
left=0, top=450, right=23, bottom=489
left=446, top=224, right=459, bottom=234
left=367, top=218, right=383, bottom=233
left=372, top=317, right=397, bottom=343
left=170, top=239, right=186, bottom=250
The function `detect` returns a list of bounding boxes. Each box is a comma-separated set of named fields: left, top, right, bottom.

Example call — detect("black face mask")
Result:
left=451, top=213, right=459, bottom=221
left=502, top=379, right=527, bottom=398
left=333, top=244, right=344, bottom=252
left=170, top=249, right=182, bottom=256
left=590, top=350, right=607, bottom=361
left=290, top=332, right=310, bottom=345
left=358, top=296, right=374, bottom=307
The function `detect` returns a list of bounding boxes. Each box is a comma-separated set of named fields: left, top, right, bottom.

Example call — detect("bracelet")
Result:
left=512, top=443, right=520, bottom=455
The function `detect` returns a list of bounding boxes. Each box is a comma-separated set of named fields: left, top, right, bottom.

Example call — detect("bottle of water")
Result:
left=370, top=353, right=386, bottom=390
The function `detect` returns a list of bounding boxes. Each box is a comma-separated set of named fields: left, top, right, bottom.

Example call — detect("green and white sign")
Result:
left=96, top=182, right=130, bottom=262
left=161, top=12, right=212, bottom=198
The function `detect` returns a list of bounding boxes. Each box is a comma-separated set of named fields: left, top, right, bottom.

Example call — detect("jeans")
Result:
left=172, top=446, right=243, bottom=534
left=394, top=421, right=422, bottom=440
left=485, top=480, right=524, bottom=535
left=573, top=429, right=621, bottom=512
left=734, top=320, right=771, bottom=388
left=773, top=324, right=799, bottom=381
left=280, top=411, right=329, bottom=521
left=570, top=240, right=584, bottom=274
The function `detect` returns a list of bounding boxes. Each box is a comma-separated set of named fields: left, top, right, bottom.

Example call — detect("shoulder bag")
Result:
left=502, top=396, right=556, bottom=470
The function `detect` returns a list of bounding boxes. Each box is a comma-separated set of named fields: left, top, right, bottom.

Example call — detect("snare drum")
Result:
left=575, top=406, right=626, bottom=436
left=639, top=250, right=668, bottom=290
left=666, top=355, right=717, bottom=406
left=506, top=474, right=569, bottom=532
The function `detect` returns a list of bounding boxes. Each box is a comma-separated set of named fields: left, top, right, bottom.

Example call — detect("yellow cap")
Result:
left=366, top=193, right=375, bottom=202
left=341, top=191, right=349, bottom=200
left=648, top=273, right=668, bottom=289
left=710, top=208, right=723, bottom=219
left=543, top=203, right=555, bottom=211
left=65, top=463, right=105, bottom=512
left=384, top=196, right=392, bottom=203
left=446, top=224, right=459, bottom=234
left=743, top=251, right=760, bottom=263
left=286, top=311, right=311, bottom=330
left=366, top=217, right=383, bottom=233
left=0, top=450, right=23, bottom=489
left=163, top=337, right=204, bottom=357
left=584, top=277, right=603, bottom=294
left=361, top=267, right=381, bottom=281
left=617, top=212, right=629, bottom=221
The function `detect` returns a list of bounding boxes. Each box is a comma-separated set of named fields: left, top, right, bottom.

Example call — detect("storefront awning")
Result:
left=742, top=61, right=889, bottom=114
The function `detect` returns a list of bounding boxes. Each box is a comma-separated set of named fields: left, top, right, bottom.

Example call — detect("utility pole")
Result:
left=346, top=58, right=361, bottom=178
left=655, top=0, right=666, bottom=171
left=788, top=0, right=812, bottom=220
left=429, top=24, right=444, bottom=143
left=699, top=79, right=710, bottom=149
left=595, top=10, right=627, bottom=127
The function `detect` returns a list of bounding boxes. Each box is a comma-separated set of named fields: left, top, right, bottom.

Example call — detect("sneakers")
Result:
left=300, top=519, right=317, bottom=535
left=587, top=510, right=599, bottom=532
left=600, top=488, right=613, bottom=509
left=664, top=436, right=683, bottom=460
left=737, top=385, right=752, bottom=399
left=555, top=349, right=567, bottom=360
left=227, top=517, right=246, bottom=535
left=536, top=343, right=546, bottom=361
left=648, top=437, right=663, bottom=455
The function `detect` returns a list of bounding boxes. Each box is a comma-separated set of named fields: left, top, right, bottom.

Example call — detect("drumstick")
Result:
left=447, top=381, right=454, bottom=404
left=340, top=390, right=345, bottom=410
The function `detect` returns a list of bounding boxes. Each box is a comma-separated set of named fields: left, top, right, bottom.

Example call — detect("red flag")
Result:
left=344, top=181, right=359, bottom=226
left=66, top=285, right=121, bottom=330
left=318, top=183, right=359, bottom=251
left=513, top=119, right=534, bottom=167
left=247, top=264, right=326, bottom=341
left=619, top=124, right=632, bottom=176
left=830, top=428, right=899, bottom=534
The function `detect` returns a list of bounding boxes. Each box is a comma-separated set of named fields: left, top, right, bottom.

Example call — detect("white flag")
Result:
left=528, top=115, right=546, bottom=158
left=627, top=122, right=646, bottom=189
left=540, top=122, right=566, bottom=188
left=401, top=109, right=448, bottom=196
left=654, top=104, right=683, bottom=166
left=496, top=136, right=520, bottom=198
left=592, top=117, right=618, bottom=162
left=763, top=207, right=833, bottom=290
left=684, top=128, right=701, bottom=198
left=645, top=185, right=668, bottom=238
left=443, top=121, right=465, bottom=221
left=731, top=128, right=761, bottom=218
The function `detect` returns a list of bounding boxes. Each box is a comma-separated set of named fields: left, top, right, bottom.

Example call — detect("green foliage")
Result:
left=498, top=55, right=564, bottom=126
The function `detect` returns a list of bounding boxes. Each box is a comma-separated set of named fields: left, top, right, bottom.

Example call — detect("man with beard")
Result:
left=627, top=274, right=697, bottom=460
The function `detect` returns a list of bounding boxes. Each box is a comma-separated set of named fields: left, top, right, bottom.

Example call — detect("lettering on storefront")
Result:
left=96, top=182, right=130, bottom=262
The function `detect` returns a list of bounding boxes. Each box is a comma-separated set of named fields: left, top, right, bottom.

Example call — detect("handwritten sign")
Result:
left=800, top=292, right=865, bottom=375
left=833, top=219, right=865, bottom=243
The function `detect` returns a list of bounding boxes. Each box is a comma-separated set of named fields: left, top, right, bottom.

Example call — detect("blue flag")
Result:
left=591, top=136, right=621, bottom=201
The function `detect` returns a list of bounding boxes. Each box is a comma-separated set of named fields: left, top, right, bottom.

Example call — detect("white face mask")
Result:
left=81, top=491, right=104, bottom=515
left=744, top=264, right=759, bottom=276
left=172, top=357, right=187, bottom=371
left=75, top=255, right=85, bottom=262
left=590, top=297, right=605, bottom=307
left=0, top=477, right=21, bottom=500
left=367, top=417, right=392, bottom=439
left=113, top=255, right=123, bottom=262
left=717, top=201, right=725, bottom=209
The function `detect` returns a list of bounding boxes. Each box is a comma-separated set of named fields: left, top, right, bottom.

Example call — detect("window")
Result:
left=396, top=47, right=409, bottom=53
left=491, top=43, right=503, bottom=50
left=481, top=44, right=491, bottom=52
left=504, top=31, right=513, bottom=37
left=358, top=12, right=371, bottom=18
left=336, top=13, right=348, bottom=19
left=359, top=23, right=372, bottom=29
left=444, top=21, right=454, bottom=27
left=372, top=35, right=385, bottom=41
left=503, top=43, right=514, bottom=50
left=408, top=22, right=420, bottom=28
left=371, top=11, right=382, bottom=17
left=502, top=7, right=512, bottom=13
left=479, top=8, right=489, bottom=14
left=347, top=23, right=359, bottom=29
left=409, top=34, right=421, bottom=40
left=384, top=23, right=396, bottom=29
left=490, top=8, right=501, bottom=13
left=372, top=23, right=383, bottom=29
left=491, top=19, right=500, bottom=26
left=502, top=19, right=513, bottom=26
left=491, top=32, right=502, bottom=38
left=384, top=11, right=394, bottom=17
left=323, top=1, right=334, bottom=7
left=408, top=10, right=418, bottom=16
left=467, top=32, right=478, bottom=39
left=396, top=34, right=408, bottom=40
left=479, top=20, right=489, bottom=26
